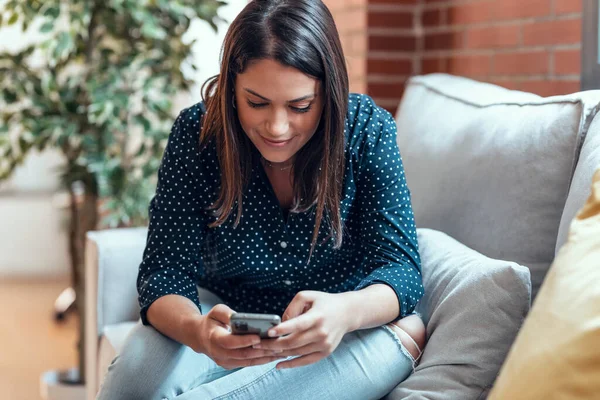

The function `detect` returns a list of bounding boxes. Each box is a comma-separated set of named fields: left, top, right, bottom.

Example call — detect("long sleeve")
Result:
left=353, top=111, right=423, bottom=322
left=137, top=107, right=209, bottom=326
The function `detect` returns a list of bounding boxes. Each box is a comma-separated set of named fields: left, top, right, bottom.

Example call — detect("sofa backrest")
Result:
left=395, top=73, right=600, bottom=297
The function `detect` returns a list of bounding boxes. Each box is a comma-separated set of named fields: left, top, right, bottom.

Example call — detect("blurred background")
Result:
left=0, top=0, right=586, bottom=399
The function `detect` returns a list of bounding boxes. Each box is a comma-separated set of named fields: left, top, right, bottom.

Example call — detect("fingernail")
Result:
left=268, top=330, right=277, bottom=337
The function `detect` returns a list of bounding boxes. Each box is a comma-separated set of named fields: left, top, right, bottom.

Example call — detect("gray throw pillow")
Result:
left=385, top=228, right=531, bottom=400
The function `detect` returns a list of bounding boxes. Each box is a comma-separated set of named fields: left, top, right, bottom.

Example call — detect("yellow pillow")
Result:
left=489, top=168, right=600, bottom=399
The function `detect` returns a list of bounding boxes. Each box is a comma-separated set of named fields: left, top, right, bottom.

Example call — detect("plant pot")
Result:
left=40, top=368, right=85, bottom=400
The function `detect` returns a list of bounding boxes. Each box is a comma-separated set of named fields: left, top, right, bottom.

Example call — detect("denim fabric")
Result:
left=97, top=319, right=414, bottom=400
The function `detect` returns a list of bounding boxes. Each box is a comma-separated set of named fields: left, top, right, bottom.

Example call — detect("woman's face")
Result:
left=234, top=59, right=324, bottom=166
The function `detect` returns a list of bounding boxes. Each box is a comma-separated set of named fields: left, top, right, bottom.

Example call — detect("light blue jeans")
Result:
left=97, top=298, right=416, bottom=400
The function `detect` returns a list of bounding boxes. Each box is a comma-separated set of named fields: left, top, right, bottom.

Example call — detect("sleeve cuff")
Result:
left=138, top=272, right=202, bottom=326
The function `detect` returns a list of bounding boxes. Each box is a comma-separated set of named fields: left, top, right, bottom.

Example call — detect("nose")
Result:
left=265, top=108, right=289, bottom=137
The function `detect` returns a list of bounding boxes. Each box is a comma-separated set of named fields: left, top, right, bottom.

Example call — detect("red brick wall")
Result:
left=367, top=0, right=419, bottom=112
left=328, top=0, right=583, bottom=114
left=325, top=0, right=368, bottom=94
left=421, top=0, right=582, bottom=101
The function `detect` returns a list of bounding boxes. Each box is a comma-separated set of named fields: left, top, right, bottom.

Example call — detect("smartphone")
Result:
left=230, top=312, right=281, bottom=339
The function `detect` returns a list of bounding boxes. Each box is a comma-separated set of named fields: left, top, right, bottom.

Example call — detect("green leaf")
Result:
left=54, top=31, right=74, bottom=60
left=43, top=6, right=60, bottom=20
left=8, top=13, right=18, bottom=26
left=140, top=22, right=167, bottom=40
left=40, top=21, right=54, bottom=33
left=134, top=115, right=151, bottom=131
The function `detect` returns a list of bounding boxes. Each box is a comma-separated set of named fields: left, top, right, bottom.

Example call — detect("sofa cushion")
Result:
left=395, top=73, right=590, bottom=297
left=96, top=287, right=226, bottom=391
left=386, top=228, right=531, bottom=400
left=97, top=321, right=138, bottom=388
left=489, top=168, right=600, bottom=399
left=556, top=91, right=600, bottom=254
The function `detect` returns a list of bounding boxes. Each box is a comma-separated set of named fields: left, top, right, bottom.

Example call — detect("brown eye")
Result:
left=291, top=104, right=312, bottom=113
left=247, top=100, right=268, bottom=108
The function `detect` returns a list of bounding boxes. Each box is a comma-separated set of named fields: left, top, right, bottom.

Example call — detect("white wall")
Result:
left=0, top=0, right=248, bottom=278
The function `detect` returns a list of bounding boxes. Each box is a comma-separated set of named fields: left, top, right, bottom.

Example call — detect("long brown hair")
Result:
left=199, top=0, right=349, bottom=264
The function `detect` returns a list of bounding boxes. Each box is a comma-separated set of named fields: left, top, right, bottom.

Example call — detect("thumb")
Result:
left=282, top=293, right=313, bottom=322
left=210, top=304, right=237, bottom=326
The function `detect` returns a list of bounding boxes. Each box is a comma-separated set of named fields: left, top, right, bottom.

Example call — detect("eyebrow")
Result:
left=243, top=88, right=316, bottom=103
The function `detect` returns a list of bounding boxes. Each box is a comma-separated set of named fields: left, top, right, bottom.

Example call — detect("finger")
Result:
left=218, top=331, right=262, bottom=349
left=210, top=304, right=237, bottom=325
left=276, top=341, right=324, bottom=358
left=276, top=352, right=326, bottom=369
left=225, top=346, right=284, bottom=360
left=253, top=328, right=319, bottom=351
left=268, top=311, right=318, bottom=338
left=281, top=292, right=315, bottom=323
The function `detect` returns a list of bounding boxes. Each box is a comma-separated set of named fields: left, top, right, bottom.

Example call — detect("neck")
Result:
left=261, top=156, right=294, bottom=170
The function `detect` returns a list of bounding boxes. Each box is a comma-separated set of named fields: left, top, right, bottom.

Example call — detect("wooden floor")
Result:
left=0, top=278, right=79, bottom=400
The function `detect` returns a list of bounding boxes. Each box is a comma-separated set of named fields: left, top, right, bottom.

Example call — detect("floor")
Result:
left=0, top=278, right=79, bottom=400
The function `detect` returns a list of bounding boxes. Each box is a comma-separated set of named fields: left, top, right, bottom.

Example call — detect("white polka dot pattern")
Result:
left=137, top=94, right=423, bottom=325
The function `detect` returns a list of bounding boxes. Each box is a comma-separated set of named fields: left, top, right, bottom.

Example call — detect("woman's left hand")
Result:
left=253, top=290, right=355, bottom=369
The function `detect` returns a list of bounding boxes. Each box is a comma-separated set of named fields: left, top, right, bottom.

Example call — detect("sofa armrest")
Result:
left=84, top=227, right=148, bottom=400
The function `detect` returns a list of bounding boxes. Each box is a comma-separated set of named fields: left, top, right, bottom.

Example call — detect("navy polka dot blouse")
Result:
left=137, top=93, right=423, bottom=326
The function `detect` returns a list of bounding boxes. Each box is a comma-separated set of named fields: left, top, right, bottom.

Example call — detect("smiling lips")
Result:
left=262, top=136, right=293, bottom=147
left=263, top=137, right=291, bottom=143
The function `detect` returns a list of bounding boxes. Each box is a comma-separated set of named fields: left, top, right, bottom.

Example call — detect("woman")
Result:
left=97, top=0, right=425, bottom=399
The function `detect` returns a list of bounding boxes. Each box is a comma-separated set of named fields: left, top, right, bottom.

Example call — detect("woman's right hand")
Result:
left=191, top=304, right=285, bottom=370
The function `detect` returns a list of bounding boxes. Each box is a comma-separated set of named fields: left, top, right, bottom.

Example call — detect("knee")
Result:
left=388, top=314, right=427, bottom=361
left=96, top=324, right=183, bottom=400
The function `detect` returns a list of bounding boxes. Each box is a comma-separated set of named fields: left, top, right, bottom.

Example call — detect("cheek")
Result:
left=302, top=113, right=322, bottom=135
left=237, top=111, right=260, bottom=134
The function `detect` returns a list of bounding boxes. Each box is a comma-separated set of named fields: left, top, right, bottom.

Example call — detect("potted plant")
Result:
left=0, top=0, right=226, bottom=388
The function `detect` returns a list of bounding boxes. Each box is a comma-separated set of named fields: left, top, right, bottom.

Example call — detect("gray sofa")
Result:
left=85, top=74, right=600, bottom=399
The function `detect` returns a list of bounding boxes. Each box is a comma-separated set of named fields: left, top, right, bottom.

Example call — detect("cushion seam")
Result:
left=406, top=78, right=586, bottom=109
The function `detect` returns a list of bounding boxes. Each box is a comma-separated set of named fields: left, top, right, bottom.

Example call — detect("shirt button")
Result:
left=283, top=280, right=292, bottom=285
left=280, top=241, right=288, bottom=249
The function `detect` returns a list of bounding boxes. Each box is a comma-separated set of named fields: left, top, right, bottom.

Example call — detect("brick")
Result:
left=373, top=99, right=402, bottom=115
left=368, top=11, right=413, bottom=29
left=368, top=82, right=407, bottom=98
left=447, top=54, right=492, bottom=76
left=448, top=2, right=492, bottom=25
left=523, top=18, right=581, bottom=46
left=519, top=80, right=581, bottom=96
left=493, top=51, right=549, bottom=75
left=492, top=0, right=551, bottom=20
left=554, top=49, right=581, bottom=75
left=555, top=0, right=582, bottom=14
left=369, top=34, right=417, bottom=52
left=368, top=58, right=413, bottom=75
left=422, top=9, right=442, bottom=27
left=424, top=31, right=464, bottom=50
left=422, top=56, right=447, bottom=74
left=466, top=25, right=520, bottom=49
left=487, top=79, right=522, bottom=91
